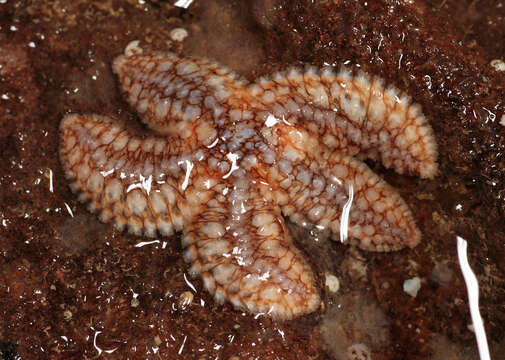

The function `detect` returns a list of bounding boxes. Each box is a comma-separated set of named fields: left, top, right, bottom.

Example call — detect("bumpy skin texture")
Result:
left=60, top=47, right=437, bottom=319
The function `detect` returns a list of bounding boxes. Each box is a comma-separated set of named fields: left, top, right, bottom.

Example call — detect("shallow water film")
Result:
left=1, top=1, right=504, bottom=359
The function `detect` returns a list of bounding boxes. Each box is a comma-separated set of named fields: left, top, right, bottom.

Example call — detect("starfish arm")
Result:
left=59, top=114, right=193, bottom=237
left=182, top=177, right=320, bottom=320
left=249, top=66, right=438, bottom=178
left=277, top=152, right=420, bottom=251
left=112, top=52, right=249, bottom=138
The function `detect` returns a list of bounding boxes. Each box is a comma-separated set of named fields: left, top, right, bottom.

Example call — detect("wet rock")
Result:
left=183, top=0, right=265, bottom=76
left=250, top=0, right=283, bottom=30
left=56, top=214, right=109, bottom=256
left=0, top=43, right=40, bottom=145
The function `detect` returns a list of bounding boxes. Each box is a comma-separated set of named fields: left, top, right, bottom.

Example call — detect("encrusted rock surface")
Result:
left=0, top=0, right=504, bottom=359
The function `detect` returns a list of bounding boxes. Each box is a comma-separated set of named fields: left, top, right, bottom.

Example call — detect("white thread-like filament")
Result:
left=456, top=236, right=491, bottom=360
left=339, top=183, right=354, bottom=243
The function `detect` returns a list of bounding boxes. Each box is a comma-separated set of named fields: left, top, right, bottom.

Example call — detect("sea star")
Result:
left=59, top=44, right=437, bottom=320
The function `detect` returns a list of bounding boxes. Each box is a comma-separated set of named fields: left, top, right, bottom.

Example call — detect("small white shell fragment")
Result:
left=346, top=343, right=372, bottom=360
left=403, top=276, right=421, bottom=297
left=170, top=28, right=189, bottom=42
left=325, top=273, right=340, bottom=293
left=124, top=40, right=142, bottom=57
left=490, top=59, right=505, bottom=72
left=131, top=297, right=140, bottom=308
left=178, top=291, right=194, bottom=310
left=500, top=114, right=505, bottom=127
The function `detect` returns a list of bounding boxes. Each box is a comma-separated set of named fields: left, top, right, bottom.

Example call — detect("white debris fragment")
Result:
left=174, top=0, right=194, bottom=9
left=124, top=40, right=143, bottom=57
left=490, top=59, right=505, bottom=72
left=403, top=277, right=421, bottom=297
left=500, top=114, right=505, bottom=127
left=325, top=273, right=340, bottom=293
left=170, top=28, right=189, bottom=42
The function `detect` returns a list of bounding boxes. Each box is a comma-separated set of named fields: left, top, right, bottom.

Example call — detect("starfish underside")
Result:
left=60, top=46, right=437, bottom=319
